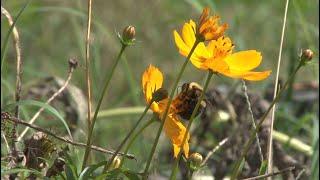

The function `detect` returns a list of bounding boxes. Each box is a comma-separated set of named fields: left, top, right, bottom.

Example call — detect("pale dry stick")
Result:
left=1, top=133, right=11, bottom=154
left=2, top=114, right=135, bottom=159
left=17, top=59, right=76, bottom=141
left=1, top=6, right=22, bottom=119
left=242, top=166, right=295, bottom=180
left=242, top=80, right=264, bottom=163
left=267, top=0, right=290, bottom=176
left=85, top=0, right=93, bottom=132
left=295, top=168, right=306, bottom=180
left=201, top=137, right=229, bottom=166
left=1, top=6, right=23, bottom=156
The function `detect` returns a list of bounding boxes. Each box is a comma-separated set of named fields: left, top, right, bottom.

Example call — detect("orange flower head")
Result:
left=142, top=65, right=190, bottom=158
left=196, top=7, right=228, bottom=41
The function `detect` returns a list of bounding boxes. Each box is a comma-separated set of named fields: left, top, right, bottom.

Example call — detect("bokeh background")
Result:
left=1, top=0, right=319, bottom=178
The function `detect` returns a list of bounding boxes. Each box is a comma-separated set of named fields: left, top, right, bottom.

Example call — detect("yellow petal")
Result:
left=221, top=69, right=272, bottom=81
left=182, top=22, right=196, bottom=47
left=142, top=65, right=163, bottom=104
left=173, top=30, right=190, bottom=55
left=163, top=113, right=190, bottom=158
left=224, top=50, right=262, bottom=71
left=205, top=57, right=230, bottom=73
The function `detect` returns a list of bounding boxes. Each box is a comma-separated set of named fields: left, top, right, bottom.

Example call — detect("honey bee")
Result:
left=173, top=82, right=207, bottom=120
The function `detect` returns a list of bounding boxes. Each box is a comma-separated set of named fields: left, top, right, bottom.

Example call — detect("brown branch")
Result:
left=1, top=112, right=135, bottom=160
left=241, top=166, right=295, bottom=180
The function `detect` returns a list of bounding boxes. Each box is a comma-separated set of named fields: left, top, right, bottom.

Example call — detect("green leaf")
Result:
left=4, top=100, right=73, bottom=139
left=1, top=167, right=42, bottom=176
left=258, top=160, right=268, bottom=175
left=122, top=170, right=140, bottom=180
left=78, top=161, right=108, bottom=180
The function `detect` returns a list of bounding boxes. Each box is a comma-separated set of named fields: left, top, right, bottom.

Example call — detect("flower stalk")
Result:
left=119, top=117, right=157, bottom=168
left=142, top=38, right=201, bottom=179
left=169, top=71, right=213, bottom=180
left=82, top=44, right=127, bottom=170
left=103, top=101, right=153, bottom=171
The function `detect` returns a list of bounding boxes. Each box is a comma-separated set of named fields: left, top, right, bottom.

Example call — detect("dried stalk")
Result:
left=242, top=80, right=264, bottom=163
left=17, top=59, right=76, bottom=141
left=2, top=113, right=135, bottom=159
left=267, top=0, right=290, bottom=176
left=242, top=166, right=295, bottom=180
left=201, top=138, right=229, bottom=166
left=1, top=6, right=23, bottom=156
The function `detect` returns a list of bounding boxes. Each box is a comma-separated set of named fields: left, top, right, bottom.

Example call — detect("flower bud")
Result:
left=301, top=49, right=313, bottom=62
left=122, top=26, right=135, bottom=41
left=188, top=152, right=203, bottom=171
left=109, top=156, right=121, bottom=170
left=152, top=88, right=168, bottom=102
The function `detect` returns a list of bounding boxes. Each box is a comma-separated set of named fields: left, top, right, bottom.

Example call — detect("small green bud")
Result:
left=188, top=152, right=203, bottom=171
left=152, top=88, right=168, bottom=102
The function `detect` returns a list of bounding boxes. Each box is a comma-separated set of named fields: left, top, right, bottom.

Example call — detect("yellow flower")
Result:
left=174, top=35, right=271, bottom=81
left=173, top=7, right=227, bottom=46
left=142, top=65, right=190, bottom=158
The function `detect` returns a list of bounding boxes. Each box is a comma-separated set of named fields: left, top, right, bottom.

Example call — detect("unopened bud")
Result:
left=122, top=26, right=135, bottom=42
left=301, top=49, right=313, bottom=62
left=152, top=88, right=168, bottom=102
left=68, top=57, right=78, bottom=69
left=188, top=152, right=203, bottom=171
left=109, top=156, right=121, bottom=170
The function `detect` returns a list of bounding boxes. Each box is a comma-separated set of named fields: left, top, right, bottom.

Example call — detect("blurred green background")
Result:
left=1, top=0, right=319, bottom=177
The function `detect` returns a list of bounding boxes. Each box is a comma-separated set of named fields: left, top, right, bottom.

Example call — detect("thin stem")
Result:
left=142, top=39, right=201, bottom=179
left=241, top=166, right=295, bottom=180
left=169, top=71, right=213, bottom=180
left=82, top=44, right=127, bottom=170
left=119, top=118, right=156, bottom=168
left=2, top=114, right=135, bottom=159
left=103, top=102, right=152, bottom=171
left=267, top=0, right=290, bottom=176
left=85, top=0, right=93, bottom=135
left=1, top=6, right=23, bottom=158
left=242, top=80, right=264, bottom=163
left=18, top=64, right=75, bottom=141
left=201, top=137, right=229, bottom=166
left=230, top=63, right=303, bottom=180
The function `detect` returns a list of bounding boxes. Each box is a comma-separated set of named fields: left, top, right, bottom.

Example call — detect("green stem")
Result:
left=81, top=44, right=127, bottom=170
left=169, top=71, right=213, bottom=180
left=103, top=102, right=152, bottom=171
left=142, top=39, right=201, bottom=179
left=119, top=117, right=157, bottom=168
left=230, top=63, right=303, bottom=180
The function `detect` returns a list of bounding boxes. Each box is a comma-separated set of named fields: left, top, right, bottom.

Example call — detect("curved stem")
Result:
left=103, top=102, right=152, bottom=171
left=169, top=71, right=213, bottom=180
left=82, top=44, right=127, bottom=170
left=230, top=63, right=303, bottom=180
left=142, top=39, right=201, bottom=179
left=119, top=118, right=157, bottom=168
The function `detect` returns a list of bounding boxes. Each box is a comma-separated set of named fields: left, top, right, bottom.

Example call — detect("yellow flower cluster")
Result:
left=141, top=7, right=271, bottom=158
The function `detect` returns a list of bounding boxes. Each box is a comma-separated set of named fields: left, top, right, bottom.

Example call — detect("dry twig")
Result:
left=17, top=59, right=77, bottom=141
left=2, top=113, right=135, bottom=160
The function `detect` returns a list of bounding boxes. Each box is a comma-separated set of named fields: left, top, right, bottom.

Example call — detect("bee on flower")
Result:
left=142, top=65, right=191, bottom=158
